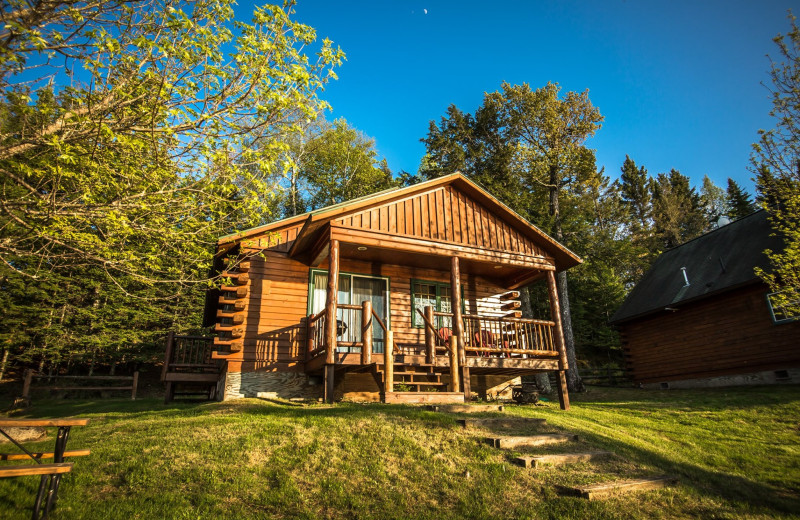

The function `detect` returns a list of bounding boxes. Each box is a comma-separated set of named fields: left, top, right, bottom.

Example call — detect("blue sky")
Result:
left=253, top=0, right=799, bottom=193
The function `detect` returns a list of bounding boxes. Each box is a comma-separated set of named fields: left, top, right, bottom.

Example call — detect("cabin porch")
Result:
left=305, top=234, right=571, bottom=409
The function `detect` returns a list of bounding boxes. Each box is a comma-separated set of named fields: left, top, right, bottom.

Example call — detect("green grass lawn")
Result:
left=1, top=385, right=799, bottom=519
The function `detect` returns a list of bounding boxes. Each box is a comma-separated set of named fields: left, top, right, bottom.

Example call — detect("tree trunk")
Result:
left=0, top=349, right=9, bottom=382
left=557, top=270, right=583, bottom=392
left=520, top=286, right=552, bottom=394
left=548, top=166, right=583, bottom=393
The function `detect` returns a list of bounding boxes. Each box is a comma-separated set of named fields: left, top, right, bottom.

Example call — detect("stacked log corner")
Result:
left=214, top=255, right=251, bottom=354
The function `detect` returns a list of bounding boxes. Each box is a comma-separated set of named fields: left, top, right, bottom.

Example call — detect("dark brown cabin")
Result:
left=181, top=173, right=580, bottom=407
left=611, top=210, right=800, bottom=389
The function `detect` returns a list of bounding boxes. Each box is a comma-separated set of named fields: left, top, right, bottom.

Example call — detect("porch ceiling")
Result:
left=337, top=240, right=547, bottom=288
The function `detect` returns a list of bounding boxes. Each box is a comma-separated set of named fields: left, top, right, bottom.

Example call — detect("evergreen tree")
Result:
left=619, top=155, right=653, bottom=233
left=726, top=178, right=755, bottom=219
left=652, top=170, right=708, bottom=249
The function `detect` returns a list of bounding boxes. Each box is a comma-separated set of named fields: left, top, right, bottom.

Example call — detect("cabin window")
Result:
left=766, top=291, right=800, bottom=324
left=411, top=280, right=453, bottom=329
left=308, top=269, right=390, bottom=353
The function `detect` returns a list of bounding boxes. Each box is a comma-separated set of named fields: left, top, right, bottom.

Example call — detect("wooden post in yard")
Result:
left=324, top=239, right=340, bottom=404
left=361, top=300, right=372, bottom=365
left=161, top=331, right=175, bottom=382
left=131, top=371, right=139, bottom=400
left=424, top=306, right=435, bottom=365
left=450, top=256, right=470, bottom=400
left=546, top=269, right=570, bottom=411
left=385, top=330, right=394, bottom=394
left=449, top=336, right=460, bottom=393
left=22, top=369, right=33, bottom=402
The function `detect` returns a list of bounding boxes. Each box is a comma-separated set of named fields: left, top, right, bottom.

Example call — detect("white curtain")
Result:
left=353, top=277, right=387, bottom=353
left=311, top=272, right=387, bottom=354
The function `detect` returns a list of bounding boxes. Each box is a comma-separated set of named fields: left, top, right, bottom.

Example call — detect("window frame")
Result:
left=766, top=291, right=800, bottom=325
left=411, top=278, right=464, bottom=328
left=307, top=268, right=391, bottom=330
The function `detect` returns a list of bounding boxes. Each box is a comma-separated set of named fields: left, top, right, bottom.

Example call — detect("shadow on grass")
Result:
left=508, top=400, right=800, bottom=516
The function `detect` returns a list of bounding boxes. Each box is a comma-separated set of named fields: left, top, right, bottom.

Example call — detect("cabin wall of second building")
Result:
left=621, top=284, right=800, bottom=386
left=220, top=245, right=529, bottom=399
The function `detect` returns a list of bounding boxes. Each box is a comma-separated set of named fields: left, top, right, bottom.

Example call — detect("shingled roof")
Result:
left=610, top=210, right=784, bottom=324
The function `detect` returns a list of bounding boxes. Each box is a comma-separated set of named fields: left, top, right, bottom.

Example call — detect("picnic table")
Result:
left=0, top=418, right=90, bottom=519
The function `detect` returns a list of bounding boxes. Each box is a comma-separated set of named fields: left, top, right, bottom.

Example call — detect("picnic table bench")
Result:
left=0, top=418, right=90, bottom=519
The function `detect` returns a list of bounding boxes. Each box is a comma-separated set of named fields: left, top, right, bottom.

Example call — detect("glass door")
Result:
left=310, top=270, right=389, bottom=354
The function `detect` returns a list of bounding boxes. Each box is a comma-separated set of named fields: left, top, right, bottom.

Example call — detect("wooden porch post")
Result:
left=451, top=256, right=470, bottom=400
left=424, top=306, right=435, bottom=365
left=324, top=239, right=340, bottom=404
left=547, top=269, right=570, bottom=410
left=449, top=336, right=460, bottom=392
left=385, top=330, right=394, bottom=393
left=361, top=300, right=372, bottom=365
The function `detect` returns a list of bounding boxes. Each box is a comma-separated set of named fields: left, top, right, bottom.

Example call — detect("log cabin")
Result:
left=163, top=173, right=581, bottom=408
left=610, top=210, right=800, bottom=389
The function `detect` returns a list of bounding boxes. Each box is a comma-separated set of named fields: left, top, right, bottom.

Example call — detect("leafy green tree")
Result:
left=0, top=0, right=343, bottom=292
left=421, top=82, right=603, bottom=391
left=0, top=1, right=344, bottom=372
left=752, top=14, right=800, bottom=316
left=726, top=178, right=755, bottom=219
left=652, top=169, right=708, bottom=249
left=296, top=119, right=398, bottom=209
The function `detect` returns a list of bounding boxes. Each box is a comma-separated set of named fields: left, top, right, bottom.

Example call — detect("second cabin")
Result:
left=179, top=173, right=580, bottom=408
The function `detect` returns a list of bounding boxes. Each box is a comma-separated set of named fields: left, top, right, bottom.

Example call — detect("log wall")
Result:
left=620, top=284, right=800, bottom=384
left=222, top=246, right=519, bottom=375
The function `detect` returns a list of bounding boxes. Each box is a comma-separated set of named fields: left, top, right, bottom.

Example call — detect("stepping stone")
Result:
left=429, top=404, right=504, bottom=413
left=486, top=433, right=577, bottom=448
left=457, top=417, right=546, bottom=429
left=564, top=476, right=678, bottom=499
left=515, top=451, right=612, bottom=468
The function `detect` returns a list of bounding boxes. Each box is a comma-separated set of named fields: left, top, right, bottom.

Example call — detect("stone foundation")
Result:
left=222, top=371, right=321, bottom=400
left=641, top=367, right=800, bottom=390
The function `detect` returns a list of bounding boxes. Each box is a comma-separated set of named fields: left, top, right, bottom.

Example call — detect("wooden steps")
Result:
left=486, top=433, right=576, bottom=449
left=457, top=417, right=545, bottom=429
left=515, top=451, right=612, bottom=468
left=429, top=404, right=504, bottom=413
left=563, top=476, right=678, bottom=499
left=383, top=392, right=464, bottom=404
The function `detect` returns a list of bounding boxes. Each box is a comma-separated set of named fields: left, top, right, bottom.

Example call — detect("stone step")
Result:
left=429, top=404, right=504, bottom=413
left=565, top=476, right=678, bottom=499
left=515, top=451, right=612, bottom=468
left=457, top=417, right=546, bottom=429
left=486, top=433, right=577, bottom=449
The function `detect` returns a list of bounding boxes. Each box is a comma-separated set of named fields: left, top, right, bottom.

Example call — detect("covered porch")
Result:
left=302, top=223, right=572, bottom=409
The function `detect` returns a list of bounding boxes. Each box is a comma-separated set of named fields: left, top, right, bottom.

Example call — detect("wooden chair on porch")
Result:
left=472, top=330, right=509, bottom=357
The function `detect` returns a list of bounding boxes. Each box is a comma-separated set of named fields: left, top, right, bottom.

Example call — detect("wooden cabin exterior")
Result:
left=610, top=210, right=800, bottom=389
left=181, top=173, right=580, bottom=408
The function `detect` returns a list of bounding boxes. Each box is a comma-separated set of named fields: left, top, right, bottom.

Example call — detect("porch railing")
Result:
left=306, top=309, right=327, bottom=361
left=420, top=308, right=557, bottom=359
left=306, top=301, right=390, bottom=363
left=462, top=314, right=557, bottom=357
left=161, top=333, right=219, bottom=382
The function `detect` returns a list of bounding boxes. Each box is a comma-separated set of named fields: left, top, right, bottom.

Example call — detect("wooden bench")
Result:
left=0, top=462, right=73, bottom=478
left=0, top=418, right=89, bottom=519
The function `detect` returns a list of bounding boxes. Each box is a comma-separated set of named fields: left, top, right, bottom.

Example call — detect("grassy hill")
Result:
left=1, top=386, right=799, bottom=519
